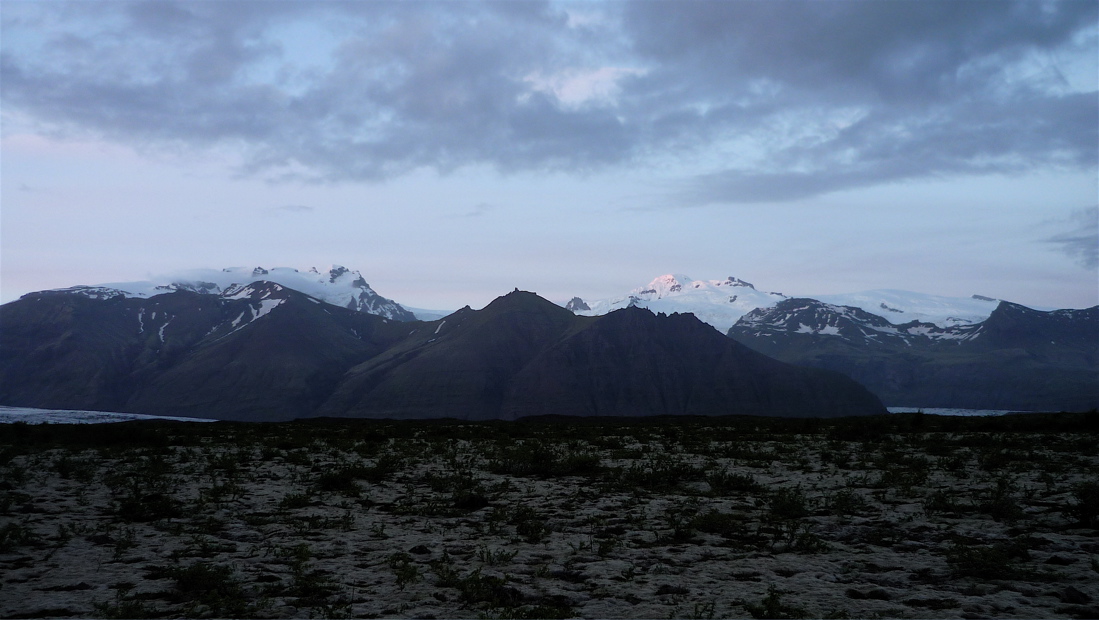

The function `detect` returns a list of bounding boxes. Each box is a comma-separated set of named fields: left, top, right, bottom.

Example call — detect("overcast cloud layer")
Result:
left=1, top=1, right=1097, bottom=311
left=3, top=0, right=1096, bottom=203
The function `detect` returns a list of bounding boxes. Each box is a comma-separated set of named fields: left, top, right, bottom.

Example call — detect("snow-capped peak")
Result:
left=637, top=274, right=693, bottom=298
left=567, top=272, right=1016, bottom=333
left=33, top=265, right=417, bottom=322
left=572, top=273, right=787, bottom=333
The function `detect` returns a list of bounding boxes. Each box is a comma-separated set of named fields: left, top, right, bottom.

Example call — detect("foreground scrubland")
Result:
left=1, top=412, right=1097, bottom=619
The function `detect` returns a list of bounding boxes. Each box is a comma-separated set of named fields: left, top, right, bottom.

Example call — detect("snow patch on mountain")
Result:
left=810, top=290, right=1003, bottom=327
left=733, top=298, right=986, bottom=345
left=254, top=298, right=284, bottom=320
left=230, top=310, right=251, bottom=329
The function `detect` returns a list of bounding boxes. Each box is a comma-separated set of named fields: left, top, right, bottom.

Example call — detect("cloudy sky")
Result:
left=2, top=0, right=1097, bottom=311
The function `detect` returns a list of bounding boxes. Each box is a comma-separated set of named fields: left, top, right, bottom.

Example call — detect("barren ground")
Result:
left=1, top=412, right=1097, bottom=619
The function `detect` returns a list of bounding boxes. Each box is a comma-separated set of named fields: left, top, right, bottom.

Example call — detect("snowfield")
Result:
left=569, top=274, right=1015, bottom=333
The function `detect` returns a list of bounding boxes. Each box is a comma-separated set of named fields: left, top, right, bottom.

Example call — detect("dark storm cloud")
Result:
left=2, top=0, right=1095, bottom=201
left=1045, top=207, right=1099, bottom=270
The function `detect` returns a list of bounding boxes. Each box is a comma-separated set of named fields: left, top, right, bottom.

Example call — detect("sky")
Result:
left=2, top=0, right=1097, bottom=311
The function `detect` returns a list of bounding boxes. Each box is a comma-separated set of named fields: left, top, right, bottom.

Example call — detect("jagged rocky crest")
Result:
left=565, top=297, right=590, bottom=312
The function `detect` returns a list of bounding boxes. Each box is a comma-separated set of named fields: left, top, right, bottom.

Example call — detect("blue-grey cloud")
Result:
left=1045, top=207, right=1099, bottom=270
left=456, top=202, right=496, bottom=218
left=1, top=0, right=1095, bottom=202
left=266, top=204, right=314, bottom=215
left=674, top=91, right=1098, bottom=205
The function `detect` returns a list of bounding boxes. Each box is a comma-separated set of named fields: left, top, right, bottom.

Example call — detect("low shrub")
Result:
left=510, top=506, right=550, bottom=543
left=743, top=584, right=807, bottom=619
left=488, top=442, right=601, bottom=478
left=945, top=541, right=1028, bottom=580
left=705, top=469, right=763, bottom=495
left=148, top=561, right=252, bottom=617
left=690, top=509, right=747, bottom=539
left=978, top=477, right=1025, bottom=523
left=768, top=486, right=810, bottom=521
left=116, top=492, right=182, bottom=523
left=1065, top=481, right=1099, bottom=528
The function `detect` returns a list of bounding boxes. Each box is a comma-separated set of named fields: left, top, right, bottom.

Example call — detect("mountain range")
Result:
left=0, top=283, right=885, bottom=421
left=6, top=267, right=1095, bottom=414
left=43, top=269, right=1009, bottom=332
left=567, top=273, right=1008, bottom=333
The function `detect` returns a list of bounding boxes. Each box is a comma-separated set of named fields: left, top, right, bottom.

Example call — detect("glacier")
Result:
left=568, top=274, right=1021, bottom=333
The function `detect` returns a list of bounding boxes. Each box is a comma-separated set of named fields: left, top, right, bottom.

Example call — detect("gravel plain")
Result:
left=1, top=413, right=1097, bottom=619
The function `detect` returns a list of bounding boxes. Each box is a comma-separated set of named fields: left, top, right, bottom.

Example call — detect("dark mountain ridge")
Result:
left=0, top=287, right=886, bottom=421
left=315, top=292, right=883, bottom=420
left=497, top=303, right=883, bottom=419
left=728, top=298, right=1098, bottom=411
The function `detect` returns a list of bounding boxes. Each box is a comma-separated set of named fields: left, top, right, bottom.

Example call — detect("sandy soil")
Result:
left=1, top=416, right=1097, bottom=618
